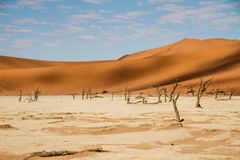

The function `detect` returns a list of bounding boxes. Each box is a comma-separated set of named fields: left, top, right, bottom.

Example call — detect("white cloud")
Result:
left=18, top=0, right=46, bottom=10
left=112, top=11, right=149, bottom=20
left=155, top=3, right=187, bottom=11
left=57, top=5, right=75, bottom=9
left=12, top=39, right=37, bottom=47
left=99, top=9, right=112, bottom=13
left=210, top=15, right=240, bottom=30
left=88, top=24, right=103, bottom=30
left=0, top=37, right=6, bottom=41
left=82, top=0, right=109, bottom=4
left=157, top=1, right=240, bottom=30
left=0, top=24, right=32, bottom=33
left=17, top=0, right=61, bottom=10
left=14, top=18, right=53, bottom=25
left=0, top=13, right=9, bottom=16
left=67, top=25, right=85, bottom=32
left=0, top=3, right=19, bottom=9
left=79, top=35, right=96, bottom=40
left=137, top=1, right=144, bottom=6
left=0, top=0, right=61, bottom=10
left=69, top=12, right=104, bottom=23
left=148, top=0, right=183, bottom=4
left=44, top=40, right=62, bottom=47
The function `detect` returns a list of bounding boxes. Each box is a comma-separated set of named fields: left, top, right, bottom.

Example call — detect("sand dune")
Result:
left=0, top=38, right=239, bottom=95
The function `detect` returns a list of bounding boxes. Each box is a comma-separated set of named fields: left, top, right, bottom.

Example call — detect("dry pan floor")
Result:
left=0, top=96, right=240, bottom=160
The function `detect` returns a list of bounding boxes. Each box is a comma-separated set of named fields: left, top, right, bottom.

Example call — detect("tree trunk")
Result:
left=86, top=92, right=89, bottom=99
left=158, top=94, right=162, bottom=103
left=124, top=88, right=128, bottom=101
left=214, top=92, right=218, bottom=99
left=19, top=90, right=22, bottom=102
left=127, top=97, right=130, bottom=104
left=173, top=100, right=181, bottom=122
left=82, top=90, right=85, bottom=100
left=196, top=95, right=201, bottom=108
left=229, top=93, right=232, bottom=100
left=169, top=96, right=172, bottom=102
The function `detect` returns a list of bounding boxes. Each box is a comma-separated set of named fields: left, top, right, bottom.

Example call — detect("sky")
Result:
left=0, top=0, right=240, bottom=61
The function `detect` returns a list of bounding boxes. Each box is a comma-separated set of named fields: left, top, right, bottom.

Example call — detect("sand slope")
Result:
left=0, top=38, right=239, bottom=95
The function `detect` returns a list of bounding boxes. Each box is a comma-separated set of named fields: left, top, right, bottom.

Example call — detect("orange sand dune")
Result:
left=0, top=55, right=111, bottom=70
left=0, top=38, right=239, bottom=95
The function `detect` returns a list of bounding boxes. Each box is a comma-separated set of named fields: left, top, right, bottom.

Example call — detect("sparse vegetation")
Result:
left=125, top=88, right=132, bottom=104
left=135, top=92, right=144, bottom=99
left=228, top=87, right=234, bottom=100
left=186, top=85, right=195, bottom=96
left=24, top=148, right=109, bottom=160
left=87, top=88, right=92, bottom=100
left=168, top=80, right=179, bottom=102
left=33, top=87, right=41, bottom=101
left=18, top=89, right=23, bottom=102
left=172, top=93, right=184, bottom=124
left=163, top=88, right=168, bottom=102
left=213, top=88, right=220, bottom=99
left=71, top=93, right=76, bottom=100
left=196, top=78, right=212, bottom=108
left=156, top=87, right=162, bottom=103
left=124, top=87, right=128, bottom=101
left=102, top=90, right=108, bottom=94
left=82, top=88, right=85, bottom=100
left=24, top=87, right=41, bottom=102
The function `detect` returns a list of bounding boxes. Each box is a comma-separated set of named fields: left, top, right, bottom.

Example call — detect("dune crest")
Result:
left=0, top=38, right=239, bottom=95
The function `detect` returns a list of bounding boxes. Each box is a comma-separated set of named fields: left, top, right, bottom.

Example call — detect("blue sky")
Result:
left=0, top=0, right=240, bottom=61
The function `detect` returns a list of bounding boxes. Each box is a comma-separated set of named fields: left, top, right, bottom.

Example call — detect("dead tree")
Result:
left=89, top=89, right=92, bottom=100
left=33, top=87, right=41, bottom=101
left=228, top=88, right=234, bottom=100
left=124, top=87, right=132, bottom=103
left=126, top=90, right=132, bottom=104
left=213, top=88, right=220, bottom=100
left=186, top=85, right=195, bottom=96
left=82, top=89, right=85, bottom=100
left=135, top=92, right=144, bottom=99
left=156, top=87, right=162, bottom=103
left=124, top=87, right=128, bottom=101
left=86, top=90, right=89, bottom=99
left=195, top=78, right=212, bottom=108
left=25, top=88, right=41, bottom=102
left=163, top=88, right=167, bottom=102
left=18, top=89, right=23, bottom=102
left=24, top=148, right=108, bottom=160
left=168, top=81, right=179, bottom=102
left=71, top=93, right=76, bottom=100
left=142, top=97, right=147, bottom=104
left=86, top=88, right=92, bottom=100
left=172, top=93, right=184, bottom=124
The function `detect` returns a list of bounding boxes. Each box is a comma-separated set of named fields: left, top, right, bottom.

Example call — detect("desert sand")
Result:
left=0, top=38, right=239, bottom=95
left=0, top=38, right=240, bottom=160
left=0, top=95, right=240, bottom=160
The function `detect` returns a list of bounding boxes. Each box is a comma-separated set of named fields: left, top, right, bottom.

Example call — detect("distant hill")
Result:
left=0, top=38, right=239, bottom=95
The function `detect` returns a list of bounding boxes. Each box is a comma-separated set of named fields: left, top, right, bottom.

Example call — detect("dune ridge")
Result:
left=0, top=38, right=239, bottom=95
